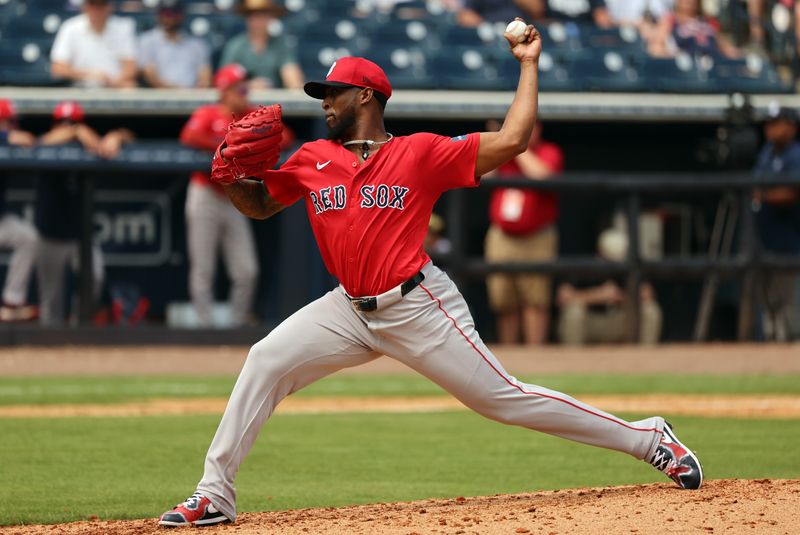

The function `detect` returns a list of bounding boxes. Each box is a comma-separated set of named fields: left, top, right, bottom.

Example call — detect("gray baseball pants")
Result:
left=185, top=183, right=258, bottom=327
left=197, top=262, right=665, bottom=521
left=0, top=214, right=38, bottom=305
left=35, top=238, right=104, bottom=326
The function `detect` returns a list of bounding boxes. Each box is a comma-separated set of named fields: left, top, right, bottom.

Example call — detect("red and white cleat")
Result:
left=158, top=492, right=229, bottom=527
left=649, top=423, right=704, bottom=490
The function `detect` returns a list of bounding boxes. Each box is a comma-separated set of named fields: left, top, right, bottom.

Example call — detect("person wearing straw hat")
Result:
left=219, top=0, right=304, bottom=89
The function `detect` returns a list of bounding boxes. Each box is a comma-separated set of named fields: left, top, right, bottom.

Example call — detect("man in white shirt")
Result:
left=138, top=0, right=211, bottom=88
left=605, top=0, right=672, bottom=25
left=50, top=0, right=137, bottom=88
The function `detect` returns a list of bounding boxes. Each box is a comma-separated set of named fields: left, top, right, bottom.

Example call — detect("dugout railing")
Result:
left=1, top=144, right=799, bottom=343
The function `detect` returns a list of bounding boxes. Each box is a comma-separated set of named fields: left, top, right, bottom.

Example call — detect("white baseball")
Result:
left=505, top=20, right=527, bottom=42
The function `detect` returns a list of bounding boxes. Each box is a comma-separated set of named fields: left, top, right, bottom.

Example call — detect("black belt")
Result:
left=348, top=271, right=425, bottom=312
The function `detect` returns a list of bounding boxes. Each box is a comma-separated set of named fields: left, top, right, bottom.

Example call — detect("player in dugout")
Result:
left=159, top=19, right=703, bottom=527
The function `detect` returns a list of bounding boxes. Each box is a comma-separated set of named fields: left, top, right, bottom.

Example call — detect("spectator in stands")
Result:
left=50, top=0, right=138, bottom=88
left=35, top=101, right=134, bottom=326
left=747, top=0, right=800, bottom=59
left=752, top=104, right=800, bottom=341
left=484, top=119, right=562, bottom=345
left=457, top=0, right=536, bottom=26
left=0, top=100, right=39, bottom=322
left=556, top=228, right=662, bottom=345
left=180, top=65, right=293, bottom=327
left=138, top=0, right=212, bottom=89
left=646, top=0, right=740, bottom=58
left=219, top=0, right=304, bottom=90
left=529, top=0, right=613, bottom=27
left=605, top=0, right=672, bottom=26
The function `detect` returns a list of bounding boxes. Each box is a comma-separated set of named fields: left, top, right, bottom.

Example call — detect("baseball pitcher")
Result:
left=160, top=19, right=703, bottom=527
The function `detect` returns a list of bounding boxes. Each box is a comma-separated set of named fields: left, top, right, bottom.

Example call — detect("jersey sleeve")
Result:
left=413, top=132, right=480, bottom=193
left=262, top=147, right=306, bottom=207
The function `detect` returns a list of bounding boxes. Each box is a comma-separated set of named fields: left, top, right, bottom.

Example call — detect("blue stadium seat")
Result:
left=572, top=51, right=648, bottom=92
left=579, top=24, right=643, bottom=52
left=363, top=45, right=436, bottom=89
left=433, top=46, right=505, bottom=90
left=124, top=11, right=156, bottom=33
left=295, top=18, right=371, bottom=55
left=712, top=55, right=792, bottom=94
left=439, top=23, right=497, bottom=48
left=498, top=51, right=580, bottom=92
left=0, top=10, right=62, bottom=38
left=297, top=45, right=358, bottom=81
left=370, top=19, right=438, bottom=49
left=539, top=22, right=583, bottom=53
left=643, top=56, right=719, bottom=93
left=0, top=39, right=59, bottom=86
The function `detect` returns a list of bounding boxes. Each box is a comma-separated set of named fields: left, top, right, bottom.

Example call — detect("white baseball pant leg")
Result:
left=220, top=201, right=258, bottom=327
left=0, top=214, right=38, bottom=305
left=197, top=289, right=381, bottom=520
left=369, top=263, right=664, bottom=459
left=186, top=183, right=259, bottom=327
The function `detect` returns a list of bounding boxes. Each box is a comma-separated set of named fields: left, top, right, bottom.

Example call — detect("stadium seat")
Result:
left=572, top=51, right=649, bottom=92
left=0, top=39, right=59, bottom=86
left=439, top=23, right=497, bottom=48
left=643, top=55, right=719, bottom=93
left=298, top=45, right=358, bottom=80
left=295, top=18, right=371, bottom=56
left=499, top=50, right=580, bottom=92
left=370, top=19, right=438, bottom=49
left=579, top=24, right=643, bottom=52
left=539, top=22, right=583, bottom=53
left=0, top=10, right=62, bottom=39
left=712, top=55, right=792, bottom=94
left=363, top=45, right=436, bottom=89
left=433, top=46, right=505, bottom=90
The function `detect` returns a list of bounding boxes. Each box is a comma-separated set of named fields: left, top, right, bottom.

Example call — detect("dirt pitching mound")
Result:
left=2, top=479, right=797, bottom=534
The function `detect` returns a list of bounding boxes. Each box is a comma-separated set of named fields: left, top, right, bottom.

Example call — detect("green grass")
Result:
left=1, top=412, right=799, bottom=526
left=2, top=373, right=800, bottom=405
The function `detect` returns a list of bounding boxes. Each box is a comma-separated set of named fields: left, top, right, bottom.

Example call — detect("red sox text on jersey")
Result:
left=309, top=184, right=410, bottom=214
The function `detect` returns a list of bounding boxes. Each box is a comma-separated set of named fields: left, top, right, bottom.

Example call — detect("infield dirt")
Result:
left=0, top=479, right=797, bottom=534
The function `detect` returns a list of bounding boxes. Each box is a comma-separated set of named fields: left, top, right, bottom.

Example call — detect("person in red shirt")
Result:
left=160, top=23, right=703, bottom=528
left=485, top=119, right=562, bottom=345
left=180, top=64, right=292, bottom=327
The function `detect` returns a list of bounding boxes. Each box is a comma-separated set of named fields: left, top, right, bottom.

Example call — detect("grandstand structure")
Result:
left=0, top=0, right=795, bottom=94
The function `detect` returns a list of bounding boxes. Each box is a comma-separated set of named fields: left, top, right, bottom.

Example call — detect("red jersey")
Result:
left=264, top=132, right=480, bottom=297
left=181, top=104, right=244, bottom=195
left=488, top=141, right=563, bottom=236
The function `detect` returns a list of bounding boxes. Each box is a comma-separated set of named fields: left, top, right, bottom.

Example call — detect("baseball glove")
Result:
left=211, top=104, right=284, bottom=185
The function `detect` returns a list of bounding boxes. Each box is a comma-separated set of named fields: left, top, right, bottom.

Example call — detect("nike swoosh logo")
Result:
left=316, top=160, right=332, bottom=170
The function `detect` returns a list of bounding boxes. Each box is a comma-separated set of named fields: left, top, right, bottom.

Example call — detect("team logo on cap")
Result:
left=326, top=61, right=337, bottom=79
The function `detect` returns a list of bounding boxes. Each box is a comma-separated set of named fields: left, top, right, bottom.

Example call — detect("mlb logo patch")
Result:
left=450, top=135, right=467, bottom=142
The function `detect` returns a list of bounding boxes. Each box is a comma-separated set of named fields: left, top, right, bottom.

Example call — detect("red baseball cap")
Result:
left=304, top=56, right=392, bottom=104
left=0, top=99, right=16, bottom=121
left=215, top=63, right=247, bottom=92
left=53, top=101, right=84, bottom=122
